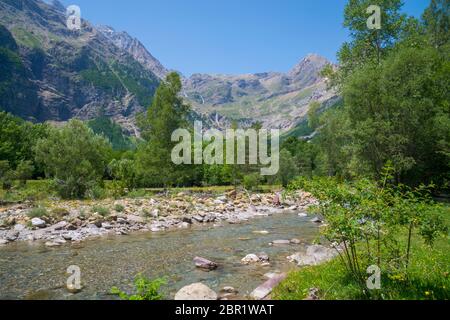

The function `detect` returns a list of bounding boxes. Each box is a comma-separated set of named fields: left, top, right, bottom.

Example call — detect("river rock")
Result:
left=250, top=273, right=287, bottom=300
left=298, top=213, right=308, bottom=217
left=6, top=230, right=19, bottom=241
left=174, top=283, right=217, bottom=300
left=253, top=230, right=269, bottom=235
left=193, top=257, right=218, bottom=270
left=45, top=241, right=61, bottom=247
left=31, top=218, right=46, bottom=228
left=13, top=224, right=26, bottom=232
left=290, top=238, right=301, bottom=244
left=271, top=240, right=290, bottom=245
left=0, top=239, right=9, bottom=245
left=241, top=254, right=260, bottom=264
left=126, top=215, right=144, bottom=224
left=310, top=217, right=323, bottom=224
left=257, top=252, right=270, bottom=262
left=287, top=245, right=338, bottom=266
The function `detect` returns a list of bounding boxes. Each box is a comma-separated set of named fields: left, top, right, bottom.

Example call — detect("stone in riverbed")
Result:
left=253, top=230, right=269, bottom=235
left=31, top=218, right=46, bottom=228
left=193, top=257, right=218, bottom=270
left=250, top=273, right=287, bottom=300
left=310, top=217, right=323, bottom=224
left=287, top=245, right=338, bottom=266
left=241, top=254, right=260, bottom=264
left=0, top=239, right=9, bottom=245
left=45, top=241, right=62, bottom=247
left=174, top=283, right=217, bottom=300
left=298, top=212, right=308, bottom=217
left=271, top=240, right=290, bottom=246
left=290, top=238, right=301, bottom=244
left=257, top=252, right=270, bottom=262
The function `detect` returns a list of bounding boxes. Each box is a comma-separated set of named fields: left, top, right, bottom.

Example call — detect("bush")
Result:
left=27, top=207, right=48, bottom=218
left=287, top=168, right=448, bottom=295
left=14, top=160, right=34, bottom=186
left=111, top=275, right=166, bottom=300
left=114, top=204, right=125, bottom=212
left=243, top=173, right=260, bottom=191
left=91, top=206, right=110, bottom=217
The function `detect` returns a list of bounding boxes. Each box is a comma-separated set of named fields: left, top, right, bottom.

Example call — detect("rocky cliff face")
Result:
left=96, top=25, right=169, bottom=80
left=0, top=0, right=160, bottom=134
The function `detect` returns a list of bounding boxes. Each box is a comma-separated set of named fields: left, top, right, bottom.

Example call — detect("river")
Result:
left=0, top=211, right=319, bottom=300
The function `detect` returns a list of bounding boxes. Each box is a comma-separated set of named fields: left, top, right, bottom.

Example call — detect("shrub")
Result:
left=243, top=173, right=261, bottom=191
left=91, top=206, right=110, bottom=217
left=287, top=167, right=448, bottom=294
left=114, top=204, right=125, bottom=212
left=111, top=275, right=166, bottom=300
left=28, top=207, right=48, bottom=218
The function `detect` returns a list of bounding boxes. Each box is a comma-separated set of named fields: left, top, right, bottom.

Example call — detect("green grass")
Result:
left=273, top=208, right=450, bottom=300
left=0, top=180, right=55, bottom=203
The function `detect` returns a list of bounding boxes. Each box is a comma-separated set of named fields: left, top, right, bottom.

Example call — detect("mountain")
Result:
left=0, top=0, right=160, bottom=134
left=183, top=54, right=339, bottom=131
left=96, top=25, right=169, bottom=80
left=0, top=0, right=337, bottom=136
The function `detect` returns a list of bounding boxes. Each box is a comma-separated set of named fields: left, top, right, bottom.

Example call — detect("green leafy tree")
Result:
left=136, top=72, right=190, bottom=187
left=34, top=120, right=112, bottom=199
left=14, top=160, right=34, bottom=186
left=0, top=160, right=13, bottom=190
left=422, top=0, right=450, bottom=49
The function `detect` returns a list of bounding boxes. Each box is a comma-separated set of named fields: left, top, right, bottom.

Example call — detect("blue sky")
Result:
left=59, top=0, right=430, bottom=76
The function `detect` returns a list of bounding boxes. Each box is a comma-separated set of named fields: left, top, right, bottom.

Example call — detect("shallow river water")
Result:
left=0, top=211, right=319, bottom=300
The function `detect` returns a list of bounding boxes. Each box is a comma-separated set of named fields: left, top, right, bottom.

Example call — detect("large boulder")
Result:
left=288, top=245, right=338, bottom=266
left=193, top=257, right=218, bottom=270
left=174, top=283, right=217, bottom=300
left=31, top=218, right=46, bottom=228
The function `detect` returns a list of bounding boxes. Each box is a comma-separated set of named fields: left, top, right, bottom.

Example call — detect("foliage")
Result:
left=287, top=170, right=448, bottom=295
left=111, top=275, right=166, bottom=300
left=34, top=120, right=112, bottom=199
left=114, top=204, right=125, bottom=212
left=136, top=72, right=192, bottom=187
left=27, top=207, right=48, bottom=219
left=88, top=116, right=134, bottom=151
left=91, top=206, right=110, bottom=217
left=14, top=160, right=34, bottom=186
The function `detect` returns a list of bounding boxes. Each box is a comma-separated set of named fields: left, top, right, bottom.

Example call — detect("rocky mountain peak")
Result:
left=97, top=25, right=168, bottom=79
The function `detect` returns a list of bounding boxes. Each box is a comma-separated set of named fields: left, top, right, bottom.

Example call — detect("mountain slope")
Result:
left=183, top=54, right=338, bottom=131
left=0, top=0, right=160, bottom=134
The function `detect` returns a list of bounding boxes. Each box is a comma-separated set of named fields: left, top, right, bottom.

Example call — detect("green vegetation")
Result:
left=34, top=119, right=111, bottom=199
left=111, top=275, right=166, bottom=300
left=114, top=204, right=125, bottom=212
left=88, top=116, right=134, bottom=151
left=27, top=207, right=48, bottom=219
left=91, top=205, right=110, bottom=217
left=273, top=0, right=450, bottom=300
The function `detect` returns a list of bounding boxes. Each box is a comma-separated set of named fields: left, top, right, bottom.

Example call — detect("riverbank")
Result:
left=273, top=205, right=450, bottom=300
left=0, top=189, right=318, bottom=246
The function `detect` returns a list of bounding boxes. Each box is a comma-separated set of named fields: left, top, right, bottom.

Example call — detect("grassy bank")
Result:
left=274, top=207, right=450, bottom=300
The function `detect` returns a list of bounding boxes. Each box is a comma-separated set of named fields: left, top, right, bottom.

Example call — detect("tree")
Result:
left=338, top=0, right=407, bottom=77
left=136, top=72, right=191, bottom=187
left=0, top=160, right=13, bottom=190
left=14, top=160, right=34, bottom=186
left=276, top=149, right=299, bottom=187
left=422, top=0, right=450, bottom=49
left=34, top=120, right=112, bottom=199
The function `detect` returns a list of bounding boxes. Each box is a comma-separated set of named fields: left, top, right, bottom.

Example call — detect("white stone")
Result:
left=174, top=283, right=217, bottom=300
